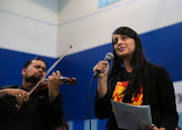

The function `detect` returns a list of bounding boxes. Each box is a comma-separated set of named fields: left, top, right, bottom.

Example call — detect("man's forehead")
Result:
left=31, top=60, right=46, bottom=66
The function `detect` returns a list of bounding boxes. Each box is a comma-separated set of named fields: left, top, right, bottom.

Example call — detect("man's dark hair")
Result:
left=23, top=57, right=47, bottom=69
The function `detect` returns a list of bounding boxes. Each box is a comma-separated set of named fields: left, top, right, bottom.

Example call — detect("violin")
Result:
left=34, top=76, right=77, bottom=92
left=15, top=76, right=76, bottom=110
left=51, top=76, right=77, bottom=86
left=16, top=45, right=74, bottom=110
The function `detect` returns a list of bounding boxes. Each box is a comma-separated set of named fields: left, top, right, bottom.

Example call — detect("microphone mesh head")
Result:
left=104, top=52, right=114, bottom=62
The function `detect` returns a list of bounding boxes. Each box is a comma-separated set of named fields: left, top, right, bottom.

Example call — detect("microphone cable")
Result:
left=88, top=52, right=114, bottom=130
left=88, top=75, right=95, bottom=130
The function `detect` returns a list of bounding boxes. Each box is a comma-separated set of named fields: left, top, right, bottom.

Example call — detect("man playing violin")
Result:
left=0, top=57, right=64, bottom=130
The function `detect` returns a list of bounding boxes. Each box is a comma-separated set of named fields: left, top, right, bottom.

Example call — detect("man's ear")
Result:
left=22, top=68, right=26, bottom=76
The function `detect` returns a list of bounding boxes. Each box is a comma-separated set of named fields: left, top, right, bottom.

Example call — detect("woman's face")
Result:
left=112, top=34, right=136, bottom=58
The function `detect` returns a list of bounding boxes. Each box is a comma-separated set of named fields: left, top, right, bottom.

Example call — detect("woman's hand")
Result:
left=152, top=125, right=166, bottom=130
left=93, top=61, right=109, bottom=98
left=93, top=61, right=109, bottom=79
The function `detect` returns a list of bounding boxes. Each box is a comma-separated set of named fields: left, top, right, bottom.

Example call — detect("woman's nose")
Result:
left=117, top=38, right=123, bottom=45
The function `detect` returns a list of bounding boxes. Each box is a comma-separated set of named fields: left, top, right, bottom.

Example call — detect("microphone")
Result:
left=93, top=52, right=114, bottom=78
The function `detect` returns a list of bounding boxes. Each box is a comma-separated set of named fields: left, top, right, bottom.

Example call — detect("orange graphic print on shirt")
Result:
left=112, top=81, right=143, bottom=106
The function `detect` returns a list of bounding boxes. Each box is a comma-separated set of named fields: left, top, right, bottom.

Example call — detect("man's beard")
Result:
left=24, top=75, right=42, bottom=84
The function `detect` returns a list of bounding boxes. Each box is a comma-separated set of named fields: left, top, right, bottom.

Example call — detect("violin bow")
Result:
left=16, top=45, right=72, bottom=110
left=28, top=45, right=72, bottom=96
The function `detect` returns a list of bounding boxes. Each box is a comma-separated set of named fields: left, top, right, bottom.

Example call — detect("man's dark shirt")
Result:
left=0, top=85, right=63, bottom=130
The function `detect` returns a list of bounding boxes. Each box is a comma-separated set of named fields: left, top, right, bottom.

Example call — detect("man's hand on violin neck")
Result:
left=48, top=70, right=63, bottom=88
left=47, top=70, right=63, bottom=101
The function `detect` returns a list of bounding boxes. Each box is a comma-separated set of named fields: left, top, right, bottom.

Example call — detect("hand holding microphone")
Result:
left=93, top=52, right=114, bottom=78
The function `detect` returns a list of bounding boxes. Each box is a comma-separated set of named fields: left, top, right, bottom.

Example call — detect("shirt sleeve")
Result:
left=157, top=67, right=179, bottom=129
left=94, top=90, right=112, bottom=119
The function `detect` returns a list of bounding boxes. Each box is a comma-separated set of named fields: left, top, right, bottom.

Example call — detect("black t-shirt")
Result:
left=0, top=85, right=63, bottom=130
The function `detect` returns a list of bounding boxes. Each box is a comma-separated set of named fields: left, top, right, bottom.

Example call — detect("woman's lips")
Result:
left=118, top=47, right=125, bottom=52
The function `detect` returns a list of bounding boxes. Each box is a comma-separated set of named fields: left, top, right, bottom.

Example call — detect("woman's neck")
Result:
left=123, top=58, right=133, bottom=72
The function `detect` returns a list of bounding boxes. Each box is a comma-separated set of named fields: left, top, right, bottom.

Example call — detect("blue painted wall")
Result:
left=0, top=48, right=56, bottom=86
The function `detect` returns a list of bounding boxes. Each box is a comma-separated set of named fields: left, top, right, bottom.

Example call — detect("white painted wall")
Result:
left=174, top=81, right=182, bottom=114
left=0, top=0, right=58, bottom=57
left=57, top=0, right=182, bottom=56
left=0, top=0, right=182, bottom=56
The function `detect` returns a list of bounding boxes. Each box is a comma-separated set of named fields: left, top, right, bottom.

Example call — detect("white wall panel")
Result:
left=0, top=0, right=58, bottom=57
left=1, top=0, right=181, bottom=57
left=174, top=81, right=182, bottom=113
left=57, top=0, right=182, bottom=55
left=0, top=0, right=58, bottom=23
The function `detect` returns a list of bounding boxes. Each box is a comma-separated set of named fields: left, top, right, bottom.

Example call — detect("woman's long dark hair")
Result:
left=110, top=26, right=147, bottom=103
